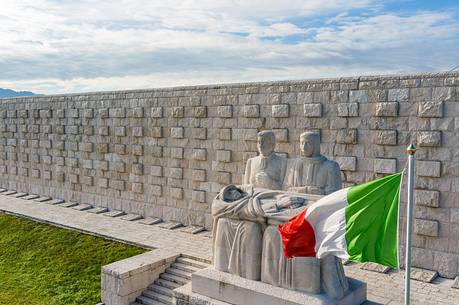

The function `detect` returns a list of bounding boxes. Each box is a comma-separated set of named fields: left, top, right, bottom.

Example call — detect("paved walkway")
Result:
left=0, top=193, right=458, bottom=305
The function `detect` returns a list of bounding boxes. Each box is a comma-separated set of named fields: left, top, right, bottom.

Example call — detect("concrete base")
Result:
left=182, top=268, right=366, bottom=305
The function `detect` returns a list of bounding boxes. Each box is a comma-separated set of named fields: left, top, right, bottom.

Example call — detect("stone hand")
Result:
left=277, top=196, right=305, bottom=210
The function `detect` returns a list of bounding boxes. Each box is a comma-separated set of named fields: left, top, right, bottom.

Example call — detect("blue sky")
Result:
left=1, top=0, right=458, bottom=94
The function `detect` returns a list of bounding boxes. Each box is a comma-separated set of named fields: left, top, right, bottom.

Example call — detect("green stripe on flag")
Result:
left=345, top=172, right=402, bottom=268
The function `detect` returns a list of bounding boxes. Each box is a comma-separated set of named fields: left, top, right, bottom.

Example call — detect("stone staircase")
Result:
left=131, top=256, right=210, bottom=305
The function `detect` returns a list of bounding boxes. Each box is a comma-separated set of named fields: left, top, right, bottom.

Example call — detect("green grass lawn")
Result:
left=0, top=212, right=147, bottom=305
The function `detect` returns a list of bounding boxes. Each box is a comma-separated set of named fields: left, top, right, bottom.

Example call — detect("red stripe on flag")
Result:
left=278, top=209, right=316, bottom=258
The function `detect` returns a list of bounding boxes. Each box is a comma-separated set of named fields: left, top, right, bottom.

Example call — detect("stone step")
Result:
left=12, top=192, right=28, bottom=198
left=59, top=201, right=79, bottom=208
left=2, top=190, right=17, bottom=196
left=154, top=278, right=180, bottom=290
left=135, top=295, right=166, bottom=305
left=33, top=196, right=52, bottom=202
left=142, top=289, right=173, bottom=304
left=22, top=194, right=40, bottom=200
left=166, top=267, right=192, bottom=280
left=171, top=262, right=201, bottom=274
left=175, top=257, right=210, bottom=269
left=159, top=272, right=188, bottom=285
left=87, top=207, right=109, bottom=214
left=139, top=217, right=162, bottom=225
left=46, top=198, right=65, bottom=205
left=149, top=284, right=174, bottom=297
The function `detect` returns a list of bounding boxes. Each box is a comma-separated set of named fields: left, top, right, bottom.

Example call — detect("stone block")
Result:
left=151, top=107, right=163, bottom=118
left=171, top=127, right=184, bottom=139
left=192, top=128, right=207, bottom=140
left=169, top=167, right=183, bottom=179
left=82, top=159, right=93, bottom=169
left=31, top=169, right=40, bottom=178
left=192, top=190, right=206, bottom=203
left=349, top=90, right=368, bottom=103
left=192, top=149, right=207, bottom=161
left=67, top=109, right=79, bottom=118
left=335, top=156, right=357, bottom=171
left=81, top=176, right=93, bottom=186
left=132, top=127, right=143, bottom=137
left=112, top=162, right=126, bottom=173
left=271, top=104, right=289, bottom=118
left=170, top=187, right=183, bottom=199
left=410, top=267, right=438, bottom=283
left=68, top=174, right=79, bottom=184
left=151, top=166, right=163, bottom=177
left=337, top=103, right=359, bottom=117
left=96, top=161, right=109, bottom=171
left=43, top=171, right=51, bottom=180
left=375, top=102, right=398, bottom=117
left=82, top=109, right=93, bottom=118
left=194, top=106, right=207, bottom=118
left=110, top=180, right=125, bottom=191
left=132, top=182, right=143, bottom=194
left=109, top=108, right=126, bottom=118
left=374, top=158, right=396, bottom=174
left=451, top=209, right=459, bottom=224
left=414, top=189, right=440, bottom=208
left=151, top=146, right=163, bottom=157
left=66, top=125, right=79, bottom=134
left=132, top=145, right=143, bottom=156
left=219, top=129, right=232, bottom=140
left=99, top=108, right=109, bottom=118
left=373, top=130, right=397, bottom=145
left=233, top=129, right=258, bottom=141
left=191, top=169, right=206, bottom=182
left=132, top=163, right=143, bottom=175
left=416, top=160, right=441, bottom=177
left=414, top=218, right=439, bottom=237
left=151, top=185, right=162, bottom=196
left=171, top=147, right=184, bottom=159
left=336, top=129, right=357, bottom=144
left=98, top=178, right=109, bottom=189
left=433, top=252, right=458, bottom=279
left=272, top=129, right=288, bottom=142
left=417, top=131, right=441, bottom=147
left=129, top=107, right=144, bottom=118
left=217, top=106, right=232, bottom=118
left=303, top=104, right=322, bottom=117
left=244, top=105, right=260, bottom=117
left=114, top=126, right=126, bottom=137
left=151, top=127, right=163, bottom=138
left=214, top=171, right=231, bottom=184
left=388, top=88, right=409, bottom=102
left=432, top=87, right=453, bottom=101
left=79, top=142, right=93, bottom=152
left=172, top=107, right=184, bottom=118
left=418, top=101, right=443, bottom=118
left=216, top=150, right=231, bottom=163
left=99, top=126, right=109, bottom=136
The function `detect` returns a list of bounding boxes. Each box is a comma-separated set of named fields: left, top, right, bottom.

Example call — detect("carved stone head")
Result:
left=300, top=131, right=321, bottom=158
left=220, top=185, right=246, bottom=202
left=257, top=130, right=275, bottom=157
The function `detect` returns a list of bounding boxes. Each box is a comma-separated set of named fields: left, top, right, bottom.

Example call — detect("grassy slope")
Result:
left=0, top=213, right=147, bottom=305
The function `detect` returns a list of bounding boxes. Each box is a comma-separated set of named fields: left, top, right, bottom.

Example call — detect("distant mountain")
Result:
left=0, top=88, right=38, bottom=98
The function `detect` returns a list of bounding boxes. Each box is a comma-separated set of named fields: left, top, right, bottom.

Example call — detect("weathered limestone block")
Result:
left=244, top=105, right=260, bottom=117
left=99, top=126, right=109, bottom=136
left=336, top=129, right=358, bottom=144
left=67, top=109, right=79, bottom=118
left=82, top=159, right=93, bottom=169
left=151, top=166, right=163, bottom=177
left=132, top=182, right=143, bottom=194
left=172, top=107, right=184, bottom=118
left=112, top=162, right=126, bottom=173
left=151, top=146, right=163, bottom=157
left=303, top=103, right=322, bottom=117
left=217, top=106, right=233, bottom=118
left=432, top=87, right=453, bottom=101
left=97, top=143, right=108, bottom=153
left=213, top=171, right=231, bottom=184
left=194, top=106, right=207, bottom=118
left=110, top=180, right=125, bottom=191
left=416, top=160, right=441, bottom=177
left=114, top=126, right=126, bottom=137
left=337, top=103, right=359, bottom=117
left=132, top=145, right=143, bottom=156
left=18, top=110, right=28, bottom=118
left=43, top=171, right=52, bottom=180
left=171, top=147, right=184, bottom=159
left=114, top=144, right=126, bottom=155
left=410, top=88, right=432, bottom=101
left=151, top=127, right=163, bottom=138
left=192, top=190, right=206, bottom=203
left=82, top=109, right=93, bottom=118
left=169, top=167, right=183, bottom=179
left=272, top=129, right=288, bottom=142
left=132, top=163, right=143, bottom=175
left=349, top=90, right=368, bottom=103
left=191, top=169, right=206, bottom=182
left=414, top=218, right=439, bottom=237
left=31, top=169, right=40, bottom=178
left=192, top=148, right=207, bottom=161
left=83, top=126, right=93, bottom=136
left=99, top=108, right=109, bottom=118
left=374, top=158, right=397, bottom=174
left=99, top=178, right=109, bottom=188
left=80, top=142, right=93, bottom=152
left=66, top=125, right=79, bottom=134
left=69, top=173, right=79, bottom=184
left=109, top=108, right=126, bottom=118
left=414, top=189, right=440, bottom=208
left=219, top=128, right=232, bottom=140
left=335, top=156, right=357, bottom=171
left=232, top=129, right=258, bottom=141
left=171, top=127, right=184, bottom=139
left=433, top=252, right=458, bottom=279
left=450, top=209, right=459, bottom=224
left=192, top=128, right=207, bottom=140
left=417, top=131, right=441, bottom=147
left=388, top=89, right=409, bottom=102
left=151, top=185, right=162, bottom=196
left=151, top=107, right=163, bottom=118
left=418, top=101, right=443, bottom=118
left=271, top=104, right=289, bottom=118
left=170, top=187, right=183, bottom=199
left=129, top=107, right=144, bottom=118
left=81, top=176, right=93, bottom=186
left=216, top=150, right=231, bottom=163
left=375, top=102, right=398, bottom=117
left=55, top=171, right=65, bottom=182
left=132, top=127, right=143, bottom=137
left=373, top=130, right=397, bottom=145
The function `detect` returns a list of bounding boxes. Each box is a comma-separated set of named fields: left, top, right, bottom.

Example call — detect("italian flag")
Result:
left=279, top=172, right=403, bottom=268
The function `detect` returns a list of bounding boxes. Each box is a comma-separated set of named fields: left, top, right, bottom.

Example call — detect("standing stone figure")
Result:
left=212, top=131, right=287, bottom=280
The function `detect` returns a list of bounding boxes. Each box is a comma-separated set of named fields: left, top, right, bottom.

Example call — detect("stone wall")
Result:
left=0, top=72, right=458, bottom=277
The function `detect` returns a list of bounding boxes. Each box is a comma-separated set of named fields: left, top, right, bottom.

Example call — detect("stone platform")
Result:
left=174, top=268, right=366, bottom=305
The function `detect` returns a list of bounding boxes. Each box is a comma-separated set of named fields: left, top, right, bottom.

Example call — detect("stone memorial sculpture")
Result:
left=211, top=130, right=349, bottom=300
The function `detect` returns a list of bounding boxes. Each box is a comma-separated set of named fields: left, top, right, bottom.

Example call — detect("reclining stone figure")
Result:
left=211, top=130, right=349, bottom=299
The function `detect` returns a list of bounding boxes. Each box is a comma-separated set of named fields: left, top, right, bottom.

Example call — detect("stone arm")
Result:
left=243, top=158, right=252, bottom=185
left=324, top=161, right=342, bottom=195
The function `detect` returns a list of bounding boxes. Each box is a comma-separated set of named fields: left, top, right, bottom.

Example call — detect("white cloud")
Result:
left=0, top=0, right=458, bottom=94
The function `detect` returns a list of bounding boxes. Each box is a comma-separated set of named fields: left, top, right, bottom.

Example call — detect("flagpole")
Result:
left=405, top=144, right=416, bottom=305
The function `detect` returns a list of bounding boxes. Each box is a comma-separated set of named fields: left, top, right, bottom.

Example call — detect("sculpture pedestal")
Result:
left=174, top=268, right=367, bottom=305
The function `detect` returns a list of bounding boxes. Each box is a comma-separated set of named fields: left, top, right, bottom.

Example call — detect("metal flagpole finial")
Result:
left=406, top=144, right=417, bottom=156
